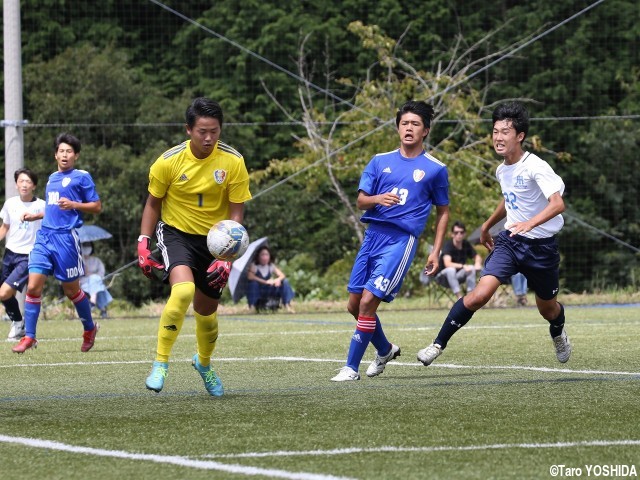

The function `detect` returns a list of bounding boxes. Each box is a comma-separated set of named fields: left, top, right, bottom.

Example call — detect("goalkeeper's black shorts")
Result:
left=155, top=221, right=222, bottom=299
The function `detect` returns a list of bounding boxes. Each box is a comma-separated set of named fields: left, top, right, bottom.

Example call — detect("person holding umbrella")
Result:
left=79, top=242, right=113, bottom=318
left=76, top=226, right=114, bottom=318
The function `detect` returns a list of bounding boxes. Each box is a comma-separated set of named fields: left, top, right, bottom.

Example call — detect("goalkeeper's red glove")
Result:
left=137, top=235, right=164, bottom=278
left=206, top=259, right=231, bottom=290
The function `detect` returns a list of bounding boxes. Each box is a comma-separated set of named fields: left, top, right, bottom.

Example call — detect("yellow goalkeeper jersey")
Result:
left=148, top=140, right=252, bottom=235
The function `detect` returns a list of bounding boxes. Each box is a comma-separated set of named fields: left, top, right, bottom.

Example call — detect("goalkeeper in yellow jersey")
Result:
left=138, top=97, right=251, bottom=396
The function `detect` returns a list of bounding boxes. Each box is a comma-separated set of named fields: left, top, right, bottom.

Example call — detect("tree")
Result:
left=561, top=119, right=640, bottom=291
left=246, top=21, right=525, bottom=298
left=7, top=0, right=638, bottom=301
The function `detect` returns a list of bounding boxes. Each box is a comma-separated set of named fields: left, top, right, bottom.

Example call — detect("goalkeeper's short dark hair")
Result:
left=186, top=97, right=224, bottom=128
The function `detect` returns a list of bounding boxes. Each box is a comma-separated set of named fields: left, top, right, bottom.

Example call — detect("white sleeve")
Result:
left=532, top=159, right=565, bottom=199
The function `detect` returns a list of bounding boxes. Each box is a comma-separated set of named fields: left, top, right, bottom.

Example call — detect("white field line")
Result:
left=0, top=434, right=355, bottom=480
left=14, top=318, right=640, bottom=344
left=2, top=356, right=639, bottom=377
left=0, top=324, right=572, bottom=346
left=203, top=439, right=640, bottom=459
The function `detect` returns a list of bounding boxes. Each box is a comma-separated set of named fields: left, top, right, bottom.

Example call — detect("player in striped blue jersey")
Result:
left=331, top=100, right=450, bottom=381
left=12, top=133, right=102, bottom=354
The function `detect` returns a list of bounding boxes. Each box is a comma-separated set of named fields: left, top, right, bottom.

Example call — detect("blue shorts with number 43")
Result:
left=348, top=223, right=417, bottom=303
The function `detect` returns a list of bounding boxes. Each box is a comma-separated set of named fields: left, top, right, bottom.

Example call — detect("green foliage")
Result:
left=560, top=119, right=639, bottom=290
left=285, top=254, right=322, bottom=300
left=249, top=20, right=504, bottom=286
left=245, top=180, right=360, bottom=271
left=319, top=255, right=356, bottom=300
left=1, top=0, right=637, bottom=305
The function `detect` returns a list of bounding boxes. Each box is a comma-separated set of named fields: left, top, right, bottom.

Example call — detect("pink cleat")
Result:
left=12, top=336, right=38, bottom=354
left=81, top=322, right=100, bottom=352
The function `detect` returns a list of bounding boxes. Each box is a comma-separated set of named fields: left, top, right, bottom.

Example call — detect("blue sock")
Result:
left=548, top=303, right=565, bottom=338
left=24, top=295, right=41, bottom=339
left=370, top=315, right=391, bottom=356
left=434, top=298, right=475, bottom=349
left=71, top=291, right=95, bottom=331
left=345, top=315, right=376, bottom=371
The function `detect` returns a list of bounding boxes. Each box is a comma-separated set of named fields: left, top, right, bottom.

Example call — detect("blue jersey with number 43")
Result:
left=42, top=169, right=100, bottom=231
left=358, top=149, right=449, bottom=237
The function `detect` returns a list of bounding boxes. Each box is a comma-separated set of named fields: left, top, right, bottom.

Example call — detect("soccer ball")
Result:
left=207, top=220, right=250, bottom=261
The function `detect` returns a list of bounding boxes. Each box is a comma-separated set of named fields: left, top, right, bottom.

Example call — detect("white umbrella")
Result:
left=228, top=236, right=269, bottom=304
left=77, top=224, right=113, bottom=243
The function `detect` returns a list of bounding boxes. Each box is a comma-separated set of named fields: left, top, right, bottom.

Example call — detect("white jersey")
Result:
left=496, top=151, right=564, bottom=239
left=0, top=196, right=46, bottom=254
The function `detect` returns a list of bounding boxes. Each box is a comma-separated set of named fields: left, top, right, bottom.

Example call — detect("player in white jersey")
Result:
left=417, top=101, right=571, bottom=366
left=0, top=168, right=45, bottom=340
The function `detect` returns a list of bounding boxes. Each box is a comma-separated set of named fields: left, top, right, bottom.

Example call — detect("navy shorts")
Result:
left=482, top=230, right=560, bottom=300
left=155, top=221, right=221, bottom=299
left=1, top=249, right=29, bottom=292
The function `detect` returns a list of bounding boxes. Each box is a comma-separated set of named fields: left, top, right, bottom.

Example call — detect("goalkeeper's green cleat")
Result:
left=192, top=354, right=224, bottom=397
left=145, top=361, right=169, bottom=392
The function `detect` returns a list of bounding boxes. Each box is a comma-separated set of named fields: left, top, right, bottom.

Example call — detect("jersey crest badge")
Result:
left=213, top=169, right=227, bottom=184
left=62, top=177, right=71, bottom=187
left=413, top=169, right=425, bottom=182
left=514, top=175, right=526, bottom=188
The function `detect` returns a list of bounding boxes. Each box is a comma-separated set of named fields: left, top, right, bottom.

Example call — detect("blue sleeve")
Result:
left=431, top=166, right=449, bottom=206
left=357, top=157, right=377, bottom=195
left=80, top=173, right=100, bottom=203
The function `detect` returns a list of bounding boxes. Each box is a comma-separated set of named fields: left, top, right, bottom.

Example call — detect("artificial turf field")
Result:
left=1, top=304, right=638, bottom=479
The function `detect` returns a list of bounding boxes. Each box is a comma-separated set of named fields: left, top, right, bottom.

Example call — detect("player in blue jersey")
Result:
left=12, top=133, right=102, bottom=354
left=331, top=100, right=450, bottom=382
left=417, top=101, right=571, bottom=366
